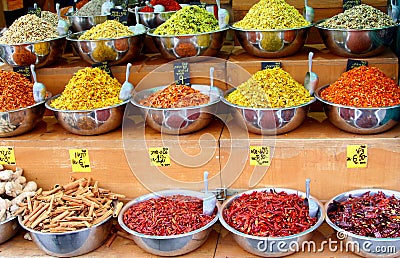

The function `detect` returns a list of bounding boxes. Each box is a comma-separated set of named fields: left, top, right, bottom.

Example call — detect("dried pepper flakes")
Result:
left=328, top=191, right=400, bottom=238
left=0, top=70, right=35, bottom=112
left=320, top=66, right=400, bottom=108
left=141, top=0, right=181, bottom=12
left=122, top=194, right=216, bottom=236
left=223, top=190, right=318, bottom=237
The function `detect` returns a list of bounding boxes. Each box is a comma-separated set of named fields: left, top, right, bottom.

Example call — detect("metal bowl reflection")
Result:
left=221, top=88, right=315, bottom=135
left=117, top=189, right=219, bottom=256
left=128, top=7, right=177, bottom=29
left=219, top=188, right=325, bottom=257
left=230, top=23, right=312, bottom=58
left=67, top=15, right=108, bottom=32
left=0, top=217, right=19, bottom=244
left=46, top=94, right=128, bottom=135
left=315, top=85, right=400, bottom=134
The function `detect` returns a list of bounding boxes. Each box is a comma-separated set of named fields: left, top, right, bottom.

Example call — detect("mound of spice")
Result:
left=226, top=67, right=313, bottom=108
left=153, top=5, right=219, bottom=35
left=79, top=20, right=134, bottom=40
left=50, top=67, right=123, bottom=110
left=123, top=194, right=216, bottom=236
left=319, top=4, right=396, bottom=29
left=74, top=0, right=107, bottom=16
left=320, top=66, right=400, bottom=107
left=0, top=70, right=35, bottom=112
left=141, top=0, right=181, bottom=12
left=223, top=190, right=318, bottom=237
left=233, top=0, right=310, bottom=30
left=140, top=84, right=210, bottom=108
left=327, top=191, right=400, bottom=238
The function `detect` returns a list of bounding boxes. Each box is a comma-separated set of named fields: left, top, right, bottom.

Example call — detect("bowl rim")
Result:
left=65, top=13, right=109, bottom=18
left=128, top=6, right=179, bottom=14
left=0, top=91, right=51, bottom=114
left=45, top=93, right=130, bottom=112
left=229, top=22, right=313, bottom=32
left=117, top=189, right=220, bottom=240
left=314, top=84, right=400, bottom=110
left=314, top=19, right=399, bottom=31
left=325, top=188, right=400, bottom=242
left=147, top=27, right=229, bottom=38
left=0, top=34, right=67, bottom=46
left=0, top=216, right=17, bottom=225
left=221, top=87, right=316, bottom=111
left=67, top=29, right=148, bottom=41
left=218, top=187, right=325, bottom=241
left=131, top=84, right=223, bottom=111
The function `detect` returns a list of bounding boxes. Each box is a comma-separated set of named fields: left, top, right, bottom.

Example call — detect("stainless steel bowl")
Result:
left=67, top=30, right=146, bottom=65
left=325, top=188, right=400, bottom=258
left=221, top=88, right=315, bottom=135
left=315, top=85, right=400, bottom=134
left=0, top=217, right=19, bottom=244
left=131, top=84, right=222, bottom=134
left=0, top=96, right=48, bottom=137
left=128, top=7, right=177, bottom=29
left=147, top=28, right=228, bottom=60
left=219, top=188, right=325, bottom=257
left=18, top=214, right=113, bottom=257
left=230, top=23, right=312, bottom=58
left=0, top=36, right=67, bottom=68
left=315, top=20, right=398, bottom=57
left=118, top=189, right=220, bottom=256
left=67, top=15, right=108, bottom=32
left=46, top=94, right=129, bottom=135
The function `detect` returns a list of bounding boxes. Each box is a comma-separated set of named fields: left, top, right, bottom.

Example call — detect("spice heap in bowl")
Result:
left=0, top=14, right=67, bottom=67
left=147, top=5, right=228, bottom=59
left=118, top=189, right=219, bottom=256
left=222, top=67, right=315, bottom=135
left=315, top=4, right=397, bottom=57
left=46, top=67, right=129, bottom=135
left=132, top=0, right=181, bottom=29
left=219, top=188, right=324, bottom=257
left=326, top=189, right=400, bottom=257
left=315, top=66, right=400, bottom=134
left=131, top=83, right=222, bottom=134
left=17, top=177, right=125, bottom=257
left=230, top=0, right=312, bottom=58
left=67, top=20, right=146, bottom=65
left=68, top=0, right=108, bottom=32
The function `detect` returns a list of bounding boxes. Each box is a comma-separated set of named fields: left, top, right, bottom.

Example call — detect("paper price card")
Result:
left=347, top=145, right=368, bottom=168
left=109, top=8, right=128, bottom=24
left=69, top=149, right=91, bottom=172
left=249, top=146, right=270, bottom=166
left=346, top=59, right=368, bottom=71
left=149, top=147, right=171, bottom=167
left=261, top=62, right=281, bottom=70
left=173, top=61, right=191, bottom=86
left=13, top=66, right=32, bottom=80
left=0, top=147, right=16, bottom=165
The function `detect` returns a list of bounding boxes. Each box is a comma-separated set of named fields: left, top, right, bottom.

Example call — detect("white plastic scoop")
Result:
left=389, top=0, right=400, bottom=22
left=304, top=52, right=318, bottom=95
left=119, top=63, right=134, bottom=101
left=56, top=3, right=69, bottom=36
left=31, top=64, right=46, bottom=103
left=209, top=66, right=214, bottom=102
left=303, top=178, right=318, bottom=218
left=303, top=0, right=314, bottom=23
left=130, top=6, right=147, bottom=34
left=101, top=0, right=115, bottom=15
left=216, top=0, right=229, bottom=29
left=203, top=171, right=216, bottom=216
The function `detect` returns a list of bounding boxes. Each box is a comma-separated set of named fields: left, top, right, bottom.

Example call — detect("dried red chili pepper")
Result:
left=0, top=70, right=35, bottom=111
left=223, top=190, right=317, bottom=237
left=122, top=194, right=216, bottom=236
left=327, top=191, right=400, bottom=238
left=141, top=0, right=182, bottom=12
left=320, top=66, right=400, bottom=108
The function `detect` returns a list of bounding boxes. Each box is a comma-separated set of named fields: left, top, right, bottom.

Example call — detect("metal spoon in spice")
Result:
left=303, top=0, right=314, bottom=23
left=304, top=178, right=318, bottom=218
left=203, top=171, right=216, bottom=216
left=304, top=51, right=318, bottom=95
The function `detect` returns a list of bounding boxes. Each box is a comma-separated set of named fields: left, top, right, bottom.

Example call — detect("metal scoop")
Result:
left=389, top=0, right=400, bottom=22
left=303, top=0, right=314, bottom=23
left=304, top=51, right=318, bottom=95
left=209, top=67, right=214, bottom=102
left=203, top=171, right=216, bottom=216
left=303, top=178, right=318, bottom=218
left=31, top=64, right=46, bottom=103
left=119, top=63, right=134, bottom=101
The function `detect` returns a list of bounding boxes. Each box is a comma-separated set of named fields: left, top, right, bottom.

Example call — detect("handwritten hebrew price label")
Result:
left=149, top=147, right=171, bottom=167
left=347, top=145, right=368, bottom=168
left=0, top=147, right=16, bottom=165
left=69, top=149, right=91, bottom=172
left=249, top=146, right=271, bottom=166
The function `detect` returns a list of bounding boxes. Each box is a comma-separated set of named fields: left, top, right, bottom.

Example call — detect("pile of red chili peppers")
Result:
left=123, top=194, right=216, bottom=236
left=328, top=191, right=400, bottom=238
left=141, top=0, right=182, bottom=12
left=0, top=70, right=35, bottom=112
left=320, top=66, right=400, bottom=108
left=223, top=190, right=318, bottom=237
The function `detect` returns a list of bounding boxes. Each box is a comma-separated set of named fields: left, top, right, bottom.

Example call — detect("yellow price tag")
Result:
left=149, top=147, right=171, bottom=167
left=249, top=146, right=270, bottom=166
left=347, top=145, right=368, bottom=168
left=0, top=147, right=16, bottom=165
left=69, top=149, right=91, bottom=172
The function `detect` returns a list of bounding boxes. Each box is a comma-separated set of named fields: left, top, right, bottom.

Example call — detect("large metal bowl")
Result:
left=219, top=188, right=325, bottom=257
left=46, top=94, right=129, bottom=135
left=67, top=14, right=108, bottom=32
left=67, top=30, right=146, bottom=65
left=147, top=28, right=228, bottom=60
left=315, top=85, right=400, bottom=134
left=0, top=217, right=19, bottom=244
left=221, top=88, right=315, bottom=135
left=325, top=188, right=400, bottom=258
left=18, top=214, right=113, bottom=257
left=315, top=20, right=398, bottom=57
left=131, top=84, right=222, bottom=134
left=128, top=7, right=177, bottom=29
left=0, top=36, right=67, bottom=68
left=118, top=189, right=220, bottom=256
left=230, top=23, right=312, bottom=58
